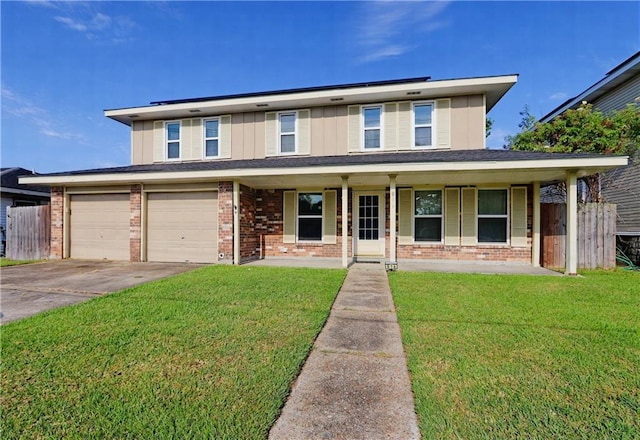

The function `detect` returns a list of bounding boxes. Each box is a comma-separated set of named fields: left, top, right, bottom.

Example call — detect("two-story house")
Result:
left=22, top=75, right=627, bottom=274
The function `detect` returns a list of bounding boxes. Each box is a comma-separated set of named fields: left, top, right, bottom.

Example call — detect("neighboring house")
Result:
left=1, top=167, right=51, bottom=256
left=539, top=51, right=640, bottom=264
left=22, top=75, right=627, bottom=274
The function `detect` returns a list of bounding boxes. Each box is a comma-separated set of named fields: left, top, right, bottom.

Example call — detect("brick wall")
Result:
left=239, top=184, right=259, bottom=262
left=50, top=186, right=64, bottom=259
left=218, top=181, right=234, bottom=262
left=130, top=184, right=142, bottom=262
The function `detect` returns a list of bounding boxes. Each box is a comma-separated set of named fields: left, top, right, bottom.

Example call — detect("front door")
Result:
left=354, top=191, right=385, bottom=259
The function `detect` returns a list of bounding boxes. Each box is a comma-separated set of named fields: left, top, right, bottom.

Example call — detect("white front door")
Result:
left=354, top=191, right=385, bottom=258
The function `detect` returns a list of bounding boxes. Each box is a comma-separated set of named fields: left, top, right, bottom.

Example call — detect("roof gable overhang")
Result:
left=105, top=75, right=518, bottom=126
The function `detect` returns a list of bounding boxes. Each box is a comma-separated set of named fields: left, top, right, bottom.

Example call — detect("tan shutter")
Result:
left=283, top=190, right=296, bottom=244
left=398, top=188, right=413, bottom=244
left=192, top=119, right=203, bottom=159
left=436, top=99, right=451, bottom=148
left=397, top=102, right=412, bottom=150
left=348, top=105, right=361, bottom=152
left=265, top=112, right=277, bottom=157
left=323, top=190, right=337, bottom=244
left=461, top=187, right=477, bottom=245
left=444, top=188, right=460, bottom=246
left=220, top=115, right=232, bottom=158
left=511, top=187, right=527, bottom=247
left=298, top=109, right=310, bottom=155
left=153, top=121, right=164, bottom=162
left=384, top=103, right=397, bottom=151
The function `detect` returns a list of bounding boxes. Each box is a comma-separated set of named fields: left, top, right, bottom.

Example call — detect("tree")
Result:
left=485, top=117, right=493, bottom=138
left=506, top=102, right=640, bottom=201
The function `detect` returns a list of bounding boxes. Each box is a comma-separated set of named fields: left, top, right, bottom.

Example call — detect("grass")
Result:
left=1, top=265, right=346, bottom=439
left=389, top=270, right=640, bottom=439
left=0, top=258, right=42, bottom=267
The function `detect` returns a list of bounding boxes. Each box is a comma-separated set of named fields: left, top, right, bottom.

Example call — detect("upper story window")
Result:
left=204, top=118, right=219, bottom=158
left=279, top=112, right=297, bottom=154
left=363, top=106, right=382, bottom=149
left=478, top=189, right=508, bottom=243
left=166, top=121, right=181, bottom=160
left=413, top=102, right=434, bottom=148
left=298, top=192, right=323, bottom=241
left=414, top=190, right=442, bottom=242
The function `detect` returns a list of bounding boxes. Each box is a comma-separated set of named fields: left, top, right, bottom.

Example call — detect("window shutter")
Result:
left=192, top=119, right=203, bottom=159
left=511, top=187, right=527, bottom=247
left=397, top=102, right=412, bottom=150
left=444, top=188, right=460, bottom=246
left=461, top=187, right=477, bottom=245
left=436, top=99, right=451, bottom=149
left=153, top=121, right=164, bottom=162
left=398, top=188, right=413, bottom=244
left=283, top=191, right=296, bottom=244
left=348, top=105, right=361, bottom=152
left=384, top=103, right=397, bottom=151
left=220, top=115, right=232, bottom=158
left=265, top=112, right=277, bottom=157
left=298, top=109, right=310, bottom=155
left=180, top=119, right=192, bottom=160
left=323, top=190, right=337, bottom=244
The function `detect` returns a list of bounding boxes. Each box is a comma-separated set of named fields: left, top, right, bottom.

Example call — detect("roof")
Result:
left=0, top=167, right=51, bottom=196
left=540, top=51, right=640, bottom=122
left=105, top=74, right=518, bottom=126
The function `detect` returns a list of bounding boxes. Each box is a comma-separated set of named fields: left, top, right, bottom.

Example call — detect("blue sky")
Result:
left=2, top=1, right=639, bottom=173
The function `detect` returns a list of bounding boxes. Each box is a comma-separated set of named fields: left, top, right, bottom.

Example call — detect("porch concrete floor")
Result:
left=244, top=257, right=562, bottom=275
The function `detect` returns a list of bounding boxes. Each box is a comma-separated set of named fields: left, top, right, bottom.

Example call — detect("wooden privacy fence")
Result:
left=6, top=205, right=50, bottom=260
left=541, top=203, right=616, bottom=269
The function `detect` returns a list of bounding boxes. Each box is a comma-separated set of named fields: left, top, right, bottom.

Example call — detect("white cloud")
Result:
left=356, top=1, right=451, bottom=63
left=549, top=92, right=568, bottom=101
left=486, top=127, right=511, bottom=150
left=54, top=16, right=88, bottom=32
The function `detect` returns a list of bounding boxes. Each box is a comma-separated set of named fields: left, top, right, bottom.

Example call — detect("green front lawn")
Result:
left=1, top=265, right=346, bottom=439
left=390, top=270, right=640, bottom=439
left=0, top=258, right=42, bottom=267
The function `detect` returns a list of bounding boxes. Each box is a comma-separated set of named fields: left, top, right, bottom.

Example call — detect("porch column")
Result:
left=389, top=175, right=397, bottom=263
left=532, top=182, right=541, bottom=267
left=566, top=171, right=578, bottom=275
left=341, top=176, right=349, bottom=268
left=233, top=180, right=240, bottom=265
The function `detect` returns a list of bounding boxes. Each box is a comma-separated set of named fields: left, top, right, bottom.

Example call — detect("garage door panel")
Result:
left=70, top=193, right=130, bottom=260
left=147, top=192, right=218, bottom=263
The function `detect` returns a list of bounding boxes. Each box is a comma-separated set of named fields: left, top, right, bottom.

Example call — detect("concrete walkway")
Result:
left=269, top=263, right=420, bottom=440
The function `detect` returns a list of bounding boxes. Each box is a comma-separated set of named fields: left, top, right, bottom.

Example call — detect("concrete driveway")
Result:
left=0, top=260, right=205, bottom=325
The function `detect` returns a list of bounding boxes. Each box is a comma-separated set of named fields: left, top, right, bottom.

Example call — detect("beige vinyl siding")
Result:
left=436, top=99, right=451, bottom=148
left=70, top=193, right=130, bottom=260
left=461, top=187, right=477, bottom=245
left=510, top=187, right=528, bottom=247
left=593, top=74, right=640, bottom=113
left=283, top=190, right=296, bottom=243
left=398, top=188, right=412, bottom=244
left=450, top=95, right=486, bottom=149
left=220, top=115, right=232, bottom=159
left=153, top=121, right=164, bottom=162
left=397, top=102, right=412, bottom=150
left=146, top=191, right=218, bottom=263
left=265, top=112, right=277, bottom=157
left=444, top=187, right=460, bottom=245
left=180, top=119, right=193, bottom=160
left=602, top=163, right=640, bottom=233
left=347, top=105, right=361, bottom=152
left=191, top=119, right=203, bottom=159
left=384, top=103, right=398, bottom=150
left=298, top=109, right=311, bottom=155
left=132, top=120, right=155, bottom=165
left=323, top=190, right=337, bottom=244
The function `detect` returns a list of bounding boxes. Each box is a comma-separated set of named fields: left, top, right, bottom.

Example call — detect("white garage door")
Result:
left=146, top=192, right=218, bottom=263
left=70, top=193, right=130, bottom=260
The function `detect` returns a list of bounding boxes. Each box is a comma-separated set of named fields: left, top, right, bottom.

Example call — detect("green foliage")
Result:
left=507, top=103, right=640, bottom=162
left=485, top=117, right=493, bottom=138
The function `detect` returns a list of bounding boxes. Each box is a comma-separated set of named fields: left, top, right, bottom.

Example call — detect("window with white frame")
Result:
left=204, top=118, right=219, bottom=158
left=363, top=106, right=382, bottom=149
left=166, top=121, right=180, bottom=159
left=414, top=190, right=442, bottom=241
left=478, top=189, right=508, bottom=243
left=414, top=102, right=433, bottom=147
left=298, top=192, right=322, bottom=241
left=279, top=112, right=297, bottom=154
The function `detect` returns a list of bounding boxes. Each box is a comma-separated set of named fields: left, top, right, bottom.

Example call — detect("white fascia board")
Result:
left=19, top=156, right=628, bottom=186
left=105, top=75, right=518, bottom=126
